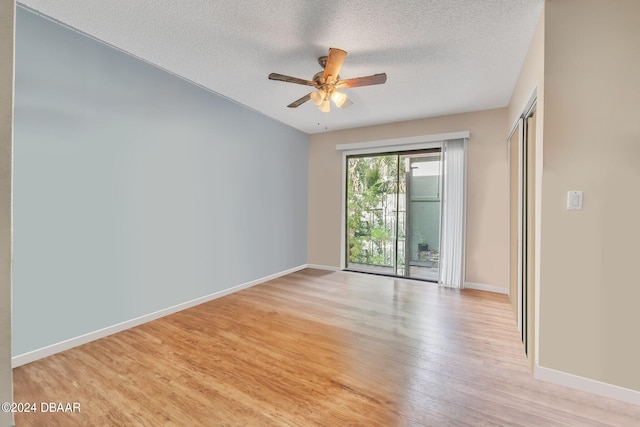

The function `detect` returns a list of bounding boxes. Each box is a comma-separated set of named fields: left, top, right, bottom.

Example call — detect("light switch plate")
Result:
left=567, top=191, right=583, bottom=210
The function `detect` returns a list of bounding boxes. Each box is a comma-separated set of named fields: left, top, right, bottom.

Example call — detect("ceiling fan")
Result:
left=268, top=48, right=387, bottom=112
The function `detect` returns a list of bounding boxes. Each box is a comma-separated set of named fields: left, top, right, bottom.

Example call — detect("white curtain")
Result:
left=439, top=138, right=467, bottom=288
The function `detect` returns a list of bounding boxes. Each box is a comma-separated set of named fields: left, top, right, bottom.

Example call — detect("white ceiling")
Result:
left=19, top=0, right=544, bottom=134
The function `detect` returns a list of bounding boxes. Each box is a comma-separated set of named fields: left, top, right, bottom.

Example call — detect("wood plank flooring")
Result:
left=12, top=269, right=640, bottom=426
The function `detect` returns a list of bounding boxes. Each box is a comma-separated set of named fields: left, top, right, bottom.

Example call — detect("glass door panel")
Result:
left=404, top=152, right=441, bottom=281
left=345, top=154, right=400, bottom=276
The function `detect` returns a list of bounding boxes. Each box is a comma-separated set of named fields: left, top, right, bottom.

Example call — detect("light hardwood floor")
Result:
left=13, top=269, right=640, bottom=426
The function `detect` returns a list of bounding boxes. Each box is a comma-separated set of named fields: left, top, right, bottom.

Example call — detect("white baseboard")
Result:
left=464, top=281, right=508, bottom=294
left=535, top=365, right=640, bottom=406
left=305, top=264, right=340, bottom=271
left=12, top=264, right=307, bottom=368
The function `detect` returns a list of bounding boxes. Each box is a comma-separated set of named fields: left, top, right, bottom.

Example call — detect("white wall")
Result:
left=538, top=0, right=640, bottom=391
left=0, top=1, right=15, bottom=425
left=12, top=8, right=309, bottom=357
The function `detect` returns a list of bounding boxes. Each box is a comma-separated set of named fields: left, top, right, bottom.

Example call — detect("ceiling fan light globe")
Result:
left=319, top=98, right=331, bottom=112
left=331, top=90, right=348, bottom=107
left=310, top=90, right=325, bottom=106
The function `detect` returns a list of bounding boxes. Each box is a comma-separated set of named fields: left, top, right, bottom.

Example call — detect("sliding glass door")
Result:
left=345, top=150, right=441, bottom=281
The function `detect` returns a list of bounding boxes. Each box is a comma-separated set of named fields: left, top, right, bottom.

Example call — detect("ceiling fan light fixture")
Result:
left=268, top=47, right=387, bottom=112
left=310, top=90, right=325, bottom=106
left=330, top=90, right=347, bottom=107
left=319, top=98, right=331, bottom=113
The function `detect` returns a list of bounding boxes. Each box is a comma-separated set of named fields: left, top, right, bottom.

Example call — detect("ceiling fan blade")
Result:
left=287, top=93, right=312, bottom=108
left=269, top=73, right=318, bottom=87
left=336, top=73, right=387, bottom=88
left=323, top=48, right=347, bottom=84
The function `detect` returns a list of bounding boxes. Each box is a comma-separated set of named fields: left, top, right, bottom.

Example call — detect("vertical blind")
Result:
left=439, top=138, right=467, bottom=288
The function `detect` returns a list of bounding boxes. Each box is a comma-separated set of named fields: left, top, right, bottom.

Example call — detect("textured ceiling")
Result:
left=19, top=0, right=543, bottom=134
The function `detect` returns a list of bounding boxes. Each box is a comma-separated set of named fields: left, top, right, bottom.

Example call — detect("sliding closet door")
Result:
left=509, top=102, right=537, bottom=360
left=508, top=125, right=521, bottom=327
left=524, top=104, right=536, bottom=361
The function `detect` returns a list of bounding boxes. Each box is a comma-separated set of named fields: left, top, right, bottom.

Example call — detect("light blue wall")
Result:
left=13, top=8, right=309, bottom=356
